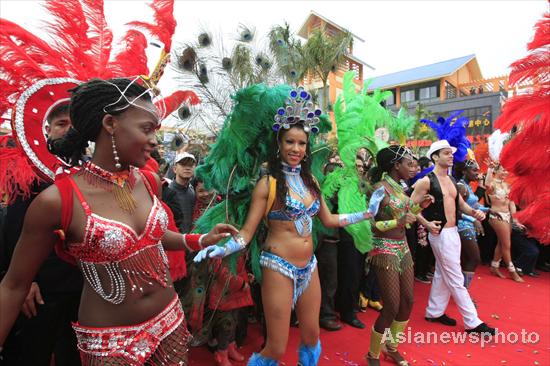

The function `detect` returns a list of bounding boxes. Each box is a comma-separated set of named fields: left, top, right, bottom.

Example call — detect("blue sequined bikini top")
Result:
left=266, top=163, right=320, bottom=237
left=267, top=194, right=320, bottom=221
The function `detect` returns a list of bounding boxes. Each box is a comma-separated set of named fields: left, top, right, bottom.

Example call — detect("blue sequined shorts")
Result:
left=458, top=221, right=477, bottom=241
left=259, top=251, right=317, bottom=308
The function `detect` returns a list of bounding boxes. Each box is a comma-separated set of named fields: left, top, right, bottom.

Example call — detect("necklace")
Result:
left=383, top=173, right=405, bottom=195
left=282, top=162, right=306, bottom=199
left=78, top=162, right=138, bottom=213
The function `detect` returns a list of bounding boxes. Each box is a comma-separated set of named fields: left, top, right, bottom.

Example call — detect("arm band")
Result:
left=222, top=234, right=247, bottom=256
left=339, top=212, right=370, bottom=227
left=410, top=203, right=423, bottom=215
left=462, top=214, right=476, bottom=223
left=375, top=219, right=398, bottom=232
left=182, top=234, right=203, bottom=251
left=476, top=205, right=490, bottom=213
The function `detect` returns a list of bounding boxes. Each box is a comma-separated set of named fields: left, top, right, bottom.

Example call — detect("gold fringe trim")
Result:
left=368, top=252, right=413, bottom=273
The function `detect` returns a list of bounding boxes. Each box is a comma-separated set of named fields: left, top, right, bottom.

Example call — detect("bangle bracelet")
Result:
left=198, top=234, right=206, bottom=248
left=234, top=234, right=247, bottom=249
left=181, top=234, right=192, bottom=251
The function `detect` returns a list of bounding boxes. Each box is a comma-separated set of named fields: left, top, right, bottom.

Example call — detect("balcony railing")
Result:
left=457, top=76, right=509, bottom=97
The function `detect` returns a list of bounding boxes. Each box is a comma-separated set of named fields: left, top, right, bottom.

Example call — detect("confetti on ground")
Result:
left=427, top=358, right=434, bottom=363
left=491, top=314, right=500, bottom=319
left=467, top=353, right=471, bottom=358
left=534, top=350, right=539, bottom=354
left=501, top=360, right=507, bottom=364
left=534, top=362, right=539, bottom=365
left=516, top=349, right=523, bottom=352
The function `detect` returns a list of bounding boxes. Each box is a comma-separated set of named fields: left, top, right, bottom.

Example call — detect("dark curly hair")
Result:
left=48, top=78, right=151, bottom=165
left=266, top=124, right=320, bottom=206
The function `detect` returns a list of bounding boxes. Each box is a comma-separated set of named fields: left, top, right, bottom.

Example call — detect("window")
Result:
left=400, top=90, right=415, bottom=103
left=420, top=86, right=438, bottom=100
left=385, top=91, right=395, bottom=105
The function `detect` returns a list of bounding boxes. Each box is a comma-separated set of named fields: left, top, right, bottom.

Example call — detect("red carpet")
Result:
left=189, top=265, right=550, bottom=366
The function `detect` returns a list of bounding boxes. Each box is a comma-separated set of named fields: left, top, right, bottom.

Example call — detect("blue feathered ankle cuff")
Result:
left=298, top=340, right=321, bottom=366
left=247, top=353, right=278, bottom=366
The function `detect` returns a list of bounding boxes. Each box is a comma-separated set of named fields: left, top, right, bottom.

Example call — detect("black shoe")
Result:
left=466, top=322, right=496, bottom=336
left=527, top=271, right=540, bottom=277
left=415, top=275, right=431, bottom=284
left=342, top=317, right=365, bottom=329
left=425, top=314, right=457, bottom=326
left=320, top=319, right=342, bottom=331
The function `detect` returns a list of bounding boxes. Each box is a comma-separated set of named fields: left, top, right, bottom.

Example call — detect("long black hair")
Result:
left=369, top=145, right=410, bottom=184
left=49, top=78, right=151, bottom=165
left=266, top=124, right=321, bottom=206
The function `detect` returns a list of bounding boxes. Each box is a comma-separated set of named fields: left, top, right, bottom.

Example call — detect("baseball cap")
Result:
left=174, top=152, right=196, bottom=164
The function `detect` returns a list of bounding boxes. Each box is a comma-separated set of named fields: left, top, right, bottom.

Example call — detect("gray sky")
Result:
left=1, top=0, right=547, bottom=127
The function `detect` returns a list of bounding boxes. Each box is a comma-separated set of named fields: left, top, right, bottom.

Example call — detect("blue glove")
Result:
left=368, top=186, right=385, bottom=216
left=193, top=236, right=245, bottom=263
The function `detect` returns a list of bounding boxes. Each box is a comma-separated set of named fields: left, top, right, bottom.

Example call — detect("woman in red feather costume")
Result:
left=0, top=1, right=234, bottom=365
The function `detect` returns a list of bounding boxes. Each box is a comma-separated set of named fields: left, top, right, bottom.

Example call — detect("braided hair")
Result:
left=369, top=145, right=411, bottom=184
left=49, top=78, right=151, bottom=165
left=267, top=124, right=321, bottom=206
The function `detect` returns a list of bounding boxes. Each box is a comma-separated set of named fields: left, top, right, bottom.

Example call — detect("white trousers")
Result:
left=426, top=227, right=482, bottom=329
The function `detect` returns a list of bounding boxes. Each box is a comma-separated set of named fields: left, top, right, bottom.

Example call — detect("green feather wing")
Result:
left=195, top=83, right=331, bottom=280
left=323, top=71, right=398, bottom=252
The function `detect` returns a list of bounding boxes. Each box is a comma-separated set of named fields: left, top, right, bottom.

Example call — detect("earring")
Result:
left=276, top=148, right=280, bottom=158
left=303, top=154, right=308, bottom=162
left=112, top=134, right=121, bottom=169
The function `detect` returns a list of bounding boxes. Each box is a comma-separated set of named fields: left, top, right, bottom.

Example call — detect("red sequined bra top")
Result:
left=55, top=172, right=170, bottom=305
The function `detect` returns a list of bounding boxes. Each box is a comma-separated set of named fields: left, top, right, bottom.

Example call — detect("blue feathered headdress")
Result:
left=421, top=110, right=471, bottom=162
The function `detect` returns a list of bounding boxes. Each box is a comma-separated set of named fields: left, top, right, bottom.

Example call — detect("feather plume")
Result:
left=237, top=24, right=255, bottom=43
left=421, top=110, right=471, bottom=162
left=0, top=138, right=43, bottom=204
left=107, top=30, right=149, bottom=77
left=514, top=196, right=550, bottom=245
left=156, top=90, right=200, bottom=117
left=177, top=46, right=197, bottom=71
left=508, top=49, right=550, bottom=86
left=473, top=140, right=489, bottom=171
left=488, top=129, right=509, bottom=162
left=0, top=19, right=66, bottom=75
left=80, top=0, right=113, bottom=75
left=497, top=12, right=550, bottom=244
left=526, top=14, right=550, bottom=51
left=495, top=88, right=550, bottom=132
left=197, top=32, right=212, bottom=48
left=43, top=0, right=94, bottom=78
left=323, top=71, right=394, bottom=253
left=127, top=0, right=176, bottom=52
left=390, top=108, right=416, bottom=145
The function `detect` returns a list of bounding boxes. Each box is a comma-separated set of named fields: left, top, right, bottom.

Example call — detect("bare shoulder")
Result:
left=254, top=175, right=270, bottom=197
left=27, top=184, right=63, bottom=226
left=417, top=176, right=430, bottom=187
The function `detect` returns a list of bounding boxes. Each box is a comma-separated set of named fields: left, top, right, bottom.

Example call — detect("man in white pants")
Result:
left=412, top=140, right=495, bottom=335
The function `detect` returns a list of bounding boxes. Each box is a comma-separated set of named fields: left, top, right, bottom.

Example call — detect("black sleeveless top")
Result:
left=422, top=171, right=459, bottom=233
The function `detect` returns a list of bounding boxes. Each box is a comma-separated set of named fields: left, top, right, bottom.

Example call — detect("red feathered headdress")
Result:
left=495, top=12, right=550, bottom=244
left=0, top=0, right=199, bottom=204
